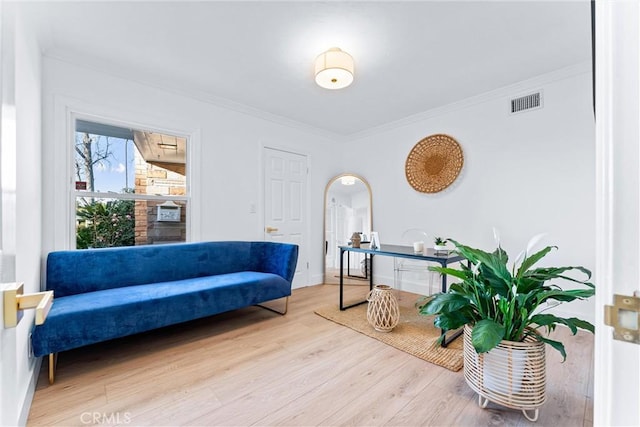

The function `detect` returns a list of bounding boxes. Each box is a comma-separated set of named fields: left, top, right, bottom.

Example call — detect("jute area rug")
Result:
left=314, top=303, right=463, bottom=372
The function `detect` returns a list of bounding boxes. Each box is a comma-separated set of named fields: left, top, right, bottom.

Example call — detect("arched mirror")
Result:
left=323, top=174, right=372, bottom=284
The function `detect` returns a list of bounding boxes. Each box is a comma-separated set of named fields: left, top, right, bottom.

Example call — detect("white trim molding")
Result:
left=593, top=1, right=640, bottom=426
left=48, top=95, right=202, bottom=251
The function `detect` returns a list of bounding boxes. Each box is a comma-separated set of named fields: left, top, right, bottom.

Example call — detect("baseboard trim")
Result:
left=18, top=356, right=42, bottom=426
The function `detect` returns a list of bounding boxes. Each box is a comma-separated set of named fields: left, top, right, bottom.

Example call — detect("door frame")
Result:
left=260, top=142, right=311, bottom=288
left=593, top=1, right=640, bottom=425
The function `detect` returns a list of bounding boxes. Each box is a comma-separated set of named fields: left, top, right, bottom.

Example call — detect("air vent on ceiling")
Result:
left=510, top=91, right=542, bottom=114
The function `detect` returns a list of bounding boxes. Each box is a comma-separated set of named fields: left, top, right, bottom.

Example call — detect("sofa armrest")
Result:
left=251, top=242, right=299, bottom=284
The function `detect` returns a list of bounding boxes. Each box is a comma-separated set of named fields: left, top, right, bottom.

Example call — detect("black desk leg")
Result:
left=346, top=251, right=351, bottom=276
left=439, top=260, right=463, bottom=347
left=369, top=254, right=374, bottom=291
left=442, top=329, right=463, bottom=347
left=339, top=248, right=344, bottom=310
left=339, top=249, right=371, bottom=311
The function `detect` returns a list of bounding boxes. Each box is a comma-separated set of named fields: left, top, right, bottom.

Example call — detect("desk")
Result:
left=339, top=244, right=465, bottom=347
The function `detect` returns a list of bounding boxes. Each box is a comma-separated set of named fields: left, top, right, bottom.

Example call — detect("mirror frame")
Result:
left=323, top=173, right=373, bottom=284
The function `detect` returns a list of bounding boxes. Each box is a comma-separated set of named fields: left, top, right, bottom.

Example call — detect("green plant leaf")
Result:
left=493, top=246, right=509, bottom=265
left=525, top=266, right=592, bottom=284
left=531, top=313, right=576, bottom=333
left=419, top=293, right=470, bottom=316
left=447, top=240, right=513, bottom=297
left=538, top=288, right=595, bottom=305
left=434, top=310, right=475, bottom=331
left=428, top=266, right=470, bottom=281
left=471, top=319, right=505, bottom=353
left=452, top=241, right=509, bottom=274
left=537, top=335, right=567, bottom=361
left=477, top=264, right=512, bottom=297
left=530, top=314, right=595, bottom=334
left=566, top=317, right=595, bottom=334
left=516, top=246, right=556, bottom=278
left=516, top=273, right=553, bottom=291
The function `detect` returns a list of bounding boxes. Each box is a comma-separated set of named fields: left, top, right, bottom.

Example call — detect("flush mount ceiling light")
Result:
left=314, top=47, right=354, bottom=90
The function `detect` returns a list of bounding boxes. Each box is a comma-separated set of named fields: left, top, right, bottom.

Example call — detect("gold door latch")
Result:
left=3, top=282, right=53, bottom=328
left=604, top=293, right=640, bottom=344
left=265, top=226, right=279, bottom=233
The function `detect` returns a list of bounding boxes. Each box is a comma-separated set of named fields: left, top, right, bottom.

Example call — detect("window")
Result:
left=73, top=119, right=188, bottom=249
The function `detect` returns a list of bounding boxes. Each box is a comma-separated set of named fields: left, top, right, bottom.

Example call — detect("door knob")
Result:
left=265, top=226, right=279, bottom=233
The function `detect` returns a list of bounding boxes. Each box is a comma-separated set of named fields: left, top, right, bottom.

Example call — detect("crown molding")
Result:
left=44, top=51, right=589, bottom=145
left=43, top=51, right=346, bottom=143
left=347, top=61, right=592, bottom=142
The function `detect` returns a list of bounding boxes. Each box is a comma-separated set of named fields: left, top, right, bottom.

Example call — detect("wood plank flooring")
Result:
left=27, top=284, right=593, bottom=426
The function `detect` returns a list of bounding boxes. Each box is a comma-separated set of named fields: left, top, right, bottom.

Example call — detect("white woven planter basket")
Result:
left=463, top=325, right=546, bottom=422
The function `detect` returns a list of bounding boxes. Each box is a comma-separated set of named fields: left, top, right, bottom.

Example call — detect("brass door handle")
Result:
left=265, top=226, right=279, bottom=233
left=3, top=282, right=53, bottom=328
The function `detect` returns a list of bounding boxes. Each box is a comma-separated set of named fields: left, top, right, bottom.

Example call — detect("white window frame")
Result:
left=68, top=112, right=195, bottom=249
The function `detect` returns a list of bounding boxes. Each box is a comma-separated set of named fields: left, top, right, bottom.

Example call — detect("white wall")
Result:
left=41, top=57, right=341, bottom=287
left=344, top=67, right=596, bottom=323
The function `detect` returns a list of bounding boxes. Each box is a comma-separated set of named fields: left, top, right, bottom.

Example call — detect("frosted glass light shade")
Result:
left=340, top=175, right=356, bottom=185
left=314, top=48, right=354, bottom=90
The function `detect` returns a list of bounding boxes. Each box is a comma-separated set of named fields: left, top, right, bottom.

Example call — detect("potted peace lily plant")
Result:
left=418, top=234, right=595, bottom=422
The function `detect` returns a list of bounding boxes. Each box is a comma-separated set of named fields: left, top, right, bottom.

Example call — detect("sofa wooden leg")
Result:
left=256, top=296, right=289, bottom=315
left=48, top=353, right=57, bottom=385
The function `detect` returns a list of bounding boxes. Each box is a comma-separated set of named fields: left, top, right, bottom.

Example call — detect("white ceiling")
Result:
left=22, top=1, right=591, bottom=138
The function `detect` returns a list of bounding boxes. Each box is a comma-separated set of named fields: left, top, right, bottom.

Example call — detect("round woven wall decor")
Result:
left=405, top=134, right=464, bottom=193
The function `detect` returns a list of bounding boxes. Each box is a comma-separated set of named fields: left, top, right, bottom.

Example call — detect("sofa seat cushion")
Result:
left=32, top=271, right=290, bottom=357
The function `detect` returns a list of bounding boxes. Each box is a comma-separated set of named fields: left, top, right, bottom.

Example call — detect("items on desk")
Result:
left=350, top=232, right=362, bottom=248
left=370, top=231, right=380, bottom=250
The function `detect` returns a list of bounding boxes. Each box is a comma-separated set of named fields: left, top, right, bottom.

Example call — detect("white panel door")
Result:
left=594, top=1, right=640, bottom=425
left=263, top=147, right=307, bottom=287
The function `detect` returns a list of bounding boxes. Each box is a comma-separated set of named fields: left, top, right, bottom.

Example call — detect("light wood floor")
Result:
left=27, top=284, right=593, bottom=426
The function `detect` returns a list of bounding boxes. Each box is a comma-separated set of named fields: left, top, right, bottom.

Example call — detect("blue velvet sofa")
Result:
left=31, top=241, right=298, bottom=383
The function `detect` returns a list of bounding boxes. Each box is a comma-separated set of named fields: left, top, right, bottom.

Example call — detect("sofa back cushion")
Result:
left=46, top=241, right=297, bottom=297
